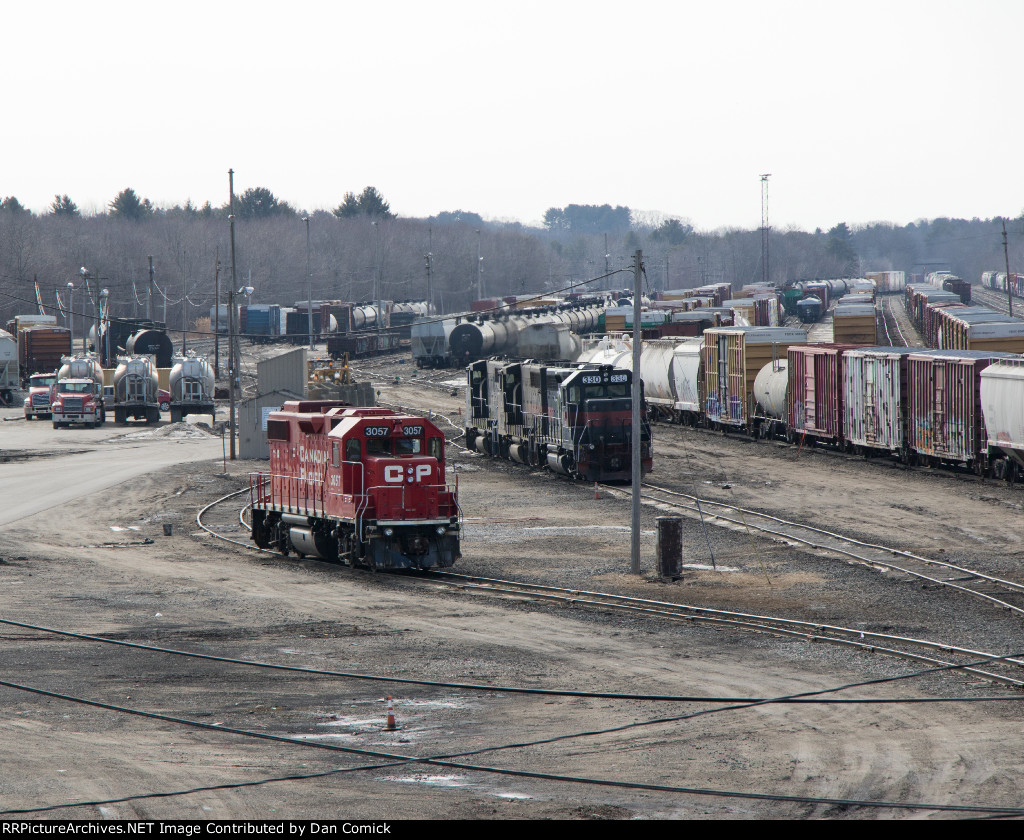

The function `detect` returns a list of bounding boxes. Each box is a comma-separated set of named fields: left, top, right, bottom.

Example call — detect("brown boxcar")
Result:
left=18, top=326, right=72, bottom=384
left=906, top=351, right=1014, bottom=470
left=787, top=344, right=862, bottom=445
left=702, top=327, right=807, bottom=430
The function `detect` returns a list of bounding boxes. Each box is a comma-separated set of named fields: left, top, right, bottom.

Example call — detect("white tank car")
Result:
left=349, top=305, right=379, bottom=330
left=753, top=360, right=788, bottom=421
left=576, top=335, right=704, bottom=421
left=168, top=354, right=216, bottom=423
left=517, top=323, right=582, bottom=361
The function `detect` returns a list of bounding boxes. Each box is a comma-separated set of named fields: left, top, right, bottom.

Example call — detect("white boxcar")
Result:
left=980, top=358, right=1024, bottom=468
left=842, top=346, right=916, bottom=455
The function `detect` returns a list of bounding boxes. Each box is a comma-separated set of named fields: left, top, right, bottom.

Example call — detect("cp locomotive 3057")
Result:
left=250, top=401, right=461, bottom=569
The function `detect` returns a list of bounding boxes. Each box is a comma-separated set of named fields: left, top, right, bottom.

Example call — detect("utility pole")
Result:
left=181, top=249, right=188, bottom=354
left=426, top=226, right=434, bottom=313
left=760, top=174, right=771, bottom=287
left=604, top=234, right=610, bottom=292
left=1003, top=219, right=1013, bottom=318
left=424, top=252, right=433, bottom=314
left=148, top=256, right=154, bottom=321
left=631, top=249, right=643, bottom=575
left=476, top=229, right=483, bottom=301
left=214, top=248, right=221, bottom=379
left=303, top=216, right=313, bottom=351
left=228, top=168, right=238, bottom=461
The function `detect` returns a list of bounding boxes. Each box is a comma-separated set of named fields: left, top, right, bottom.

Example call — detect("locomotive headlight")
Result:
left=384, top=527, right=394, bottom=538
left=436, top=526, right=446, bottom=535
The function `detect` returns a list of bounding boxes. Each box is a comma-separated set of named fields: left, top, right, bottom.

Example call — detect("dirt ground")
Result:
left=2, top=362, right=1024, bottom=820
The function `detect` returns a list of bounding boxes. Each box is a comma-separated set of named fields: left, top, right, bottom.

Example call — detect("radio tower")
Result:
left=760, top=174, right=771, bottom=286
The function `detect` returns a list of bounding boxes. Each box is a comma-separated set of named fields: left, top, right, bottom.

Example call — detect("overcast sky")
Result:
left=7, top=1, right=1022, bottom=231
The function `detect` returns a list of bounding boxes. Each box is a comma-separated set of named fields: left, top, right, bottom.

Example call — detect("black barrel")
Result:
left=656, top=516, right=683, bottom=579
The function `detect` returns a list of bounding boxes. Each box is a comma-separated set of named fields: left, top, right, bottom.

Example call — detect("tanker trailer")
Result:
left=113, top=355, right=160, bottom=424
left=168, top=353, right=216, bottom=423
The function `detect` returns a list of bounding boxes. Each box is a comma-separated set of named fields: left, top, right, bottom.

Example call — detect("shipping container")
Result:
left=906, top=351, right=1011, bottom=468
left=702, top=327, right=807, bottom=430
left=842, top=346, right=917, bottom=456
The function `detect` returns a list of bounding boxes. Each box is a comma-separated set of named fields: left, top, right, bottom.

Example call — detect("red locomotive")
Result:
left=250, top=400, right=461, bottom=570
left=466, top=360, right=653, bottom=482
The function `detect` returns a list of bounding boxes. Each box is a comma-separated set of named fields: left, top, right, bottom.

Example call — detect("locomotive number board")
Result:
left=365, top=425, right=423, bottom=437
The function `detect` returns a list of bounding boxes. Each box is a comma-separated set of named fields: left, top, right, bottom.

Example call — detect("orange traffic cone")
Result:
left=386, top=696, right=397, bottom=730
left=594, top=482, right=600, bottom=500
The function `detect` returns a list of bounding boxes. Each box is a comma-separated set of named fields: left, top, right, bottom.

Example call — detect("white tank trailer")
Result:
left=112, top=355, right=160, bottom=424
left=168, top=354, right=216, bottom=423
left=58, top=354, right=104, bottom=388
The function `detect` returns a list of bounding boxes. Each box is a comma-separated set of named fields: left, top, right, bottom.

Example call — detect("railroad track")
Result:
left=878, top=294, right=918, bottom=347
left=624, top=480, right=1024, bottom=617
left=197, top=485, right=1024, bottom=689
left=972, top=286, right=1018, bottom=317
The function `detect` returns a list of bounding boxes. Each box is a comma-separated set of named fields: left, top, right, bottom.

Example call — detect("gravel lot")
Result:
left=1, top=349, right=1023, bottom=820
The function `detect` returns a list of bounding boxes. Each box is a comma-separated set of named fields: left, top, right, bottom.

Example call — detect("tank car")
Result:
left=250, top=402, right=461, bottom=569
left=466, top=359, right=652, bottom=482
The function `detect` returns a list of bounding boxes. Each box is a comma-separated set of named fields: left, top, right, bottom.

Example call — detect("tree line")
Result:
left=1, top=186, right=1023, bottom=335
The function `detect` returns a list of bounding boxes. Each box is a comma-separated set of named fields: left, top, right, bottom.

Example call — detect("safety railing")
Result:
left=250, top=471, right=327, bottom=518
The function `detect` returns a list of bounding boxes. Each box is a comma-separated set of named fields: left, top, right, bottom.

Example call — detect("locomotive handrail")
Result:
left=250, top=470, right=326, bottom=518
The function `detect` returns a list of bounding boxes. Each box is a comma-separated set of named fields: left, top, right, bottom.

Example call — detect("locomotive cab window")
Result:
left=345, top=439, right=361, bottom=462
left=396, top=438, right=421, bottom=455
left=428, top=437, right=443, bottom=462
left=331, top=441, right=340, bottom=468
left=366, top=436, right=391, bottom=455
left=266, top=419, right=290, bottom=442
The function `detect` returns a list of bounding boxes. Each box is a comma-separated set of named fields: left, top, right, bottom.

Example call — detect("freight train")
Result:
left=465, top=359, right=653, bottom=482
left=250, top=401, right=461, bottom=569
left=578, top=330, right=1024, bottom=482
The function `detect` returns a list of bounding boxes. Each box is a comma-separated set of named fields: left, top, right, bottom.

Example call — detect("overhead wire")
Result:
left=7, top=614, right=1021, bottom=706
left=4, top=649, right=1024, bottom=816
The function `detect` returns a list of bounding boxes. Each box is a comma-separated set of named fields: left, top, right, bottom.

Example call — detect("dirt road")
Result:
left=1, top=397, right=1024, bottom=819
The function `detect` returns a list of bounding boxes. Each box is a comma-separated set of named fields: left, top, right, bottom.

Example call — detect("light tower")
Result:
left=760, top=174, right=771, bottom=287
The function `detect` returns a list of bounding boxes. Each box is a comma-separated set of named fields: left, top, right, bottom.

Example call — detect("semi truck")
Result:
left=168, top=354, right=216, bottom=423
left=112, top=355, right=160, bottom=424
left=51, top=355, right=106, bottom=428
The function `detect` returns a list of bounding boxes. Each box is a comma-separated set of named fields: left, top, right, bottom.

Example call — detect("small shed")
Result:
left=258, top=347, right=308, bottom=397
left=238, top=389, right=302, bottom=460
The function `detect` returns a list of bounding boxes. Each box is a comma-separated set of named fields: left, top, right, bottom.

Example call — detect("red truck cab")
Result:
left=51, top=379, right=105, bottom=428
left=23, top=373, right=56, bottom=420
